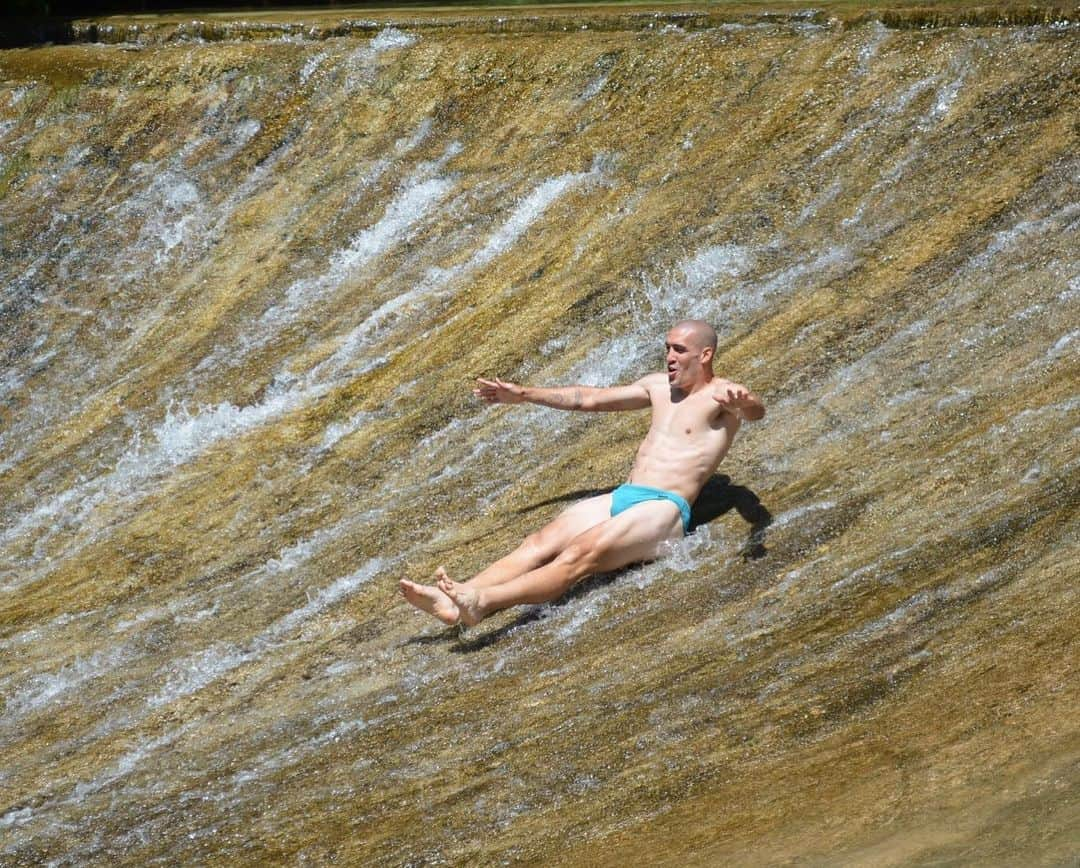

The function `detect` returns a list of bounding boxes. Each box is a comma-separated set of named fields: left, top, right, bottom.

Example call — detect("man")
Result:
left=400, top=320, right=764, bottom=627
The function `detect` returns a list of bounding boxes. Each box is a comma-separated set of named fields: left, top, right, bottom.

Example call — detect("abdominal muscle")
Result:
left=627, top=419, right=735, bottom=503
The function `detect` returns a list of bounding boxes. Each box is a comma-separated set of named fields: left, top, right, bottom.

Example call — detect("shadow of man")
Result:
left=690, top=474, right=772, bottom=560
left=514, top=476, right=771, bottom=556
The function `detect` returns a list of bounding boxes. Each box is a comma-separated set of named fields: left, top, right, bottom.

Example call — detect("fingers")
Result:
left=713, top=387, right=747, bottom=406
left=474, top=377, right=518, bottom=403
left=474, top=378, right=500, bottom=402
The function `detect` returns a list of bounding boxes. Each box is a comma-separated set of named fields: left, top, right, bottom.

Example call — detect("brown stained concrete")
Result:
left=0, top=4, right=1077, bottom=865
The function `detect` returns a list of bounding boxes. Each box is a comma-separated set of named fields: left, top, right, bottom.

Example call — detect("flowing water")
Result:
left=0, top=3, right=1077, bottom=864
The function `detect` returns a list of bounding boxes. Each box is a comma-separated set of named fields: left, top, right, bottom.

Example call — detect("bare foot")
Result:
left=399, top=577, right=460, bottom=625
left=436, top=568, right=485, bottom=626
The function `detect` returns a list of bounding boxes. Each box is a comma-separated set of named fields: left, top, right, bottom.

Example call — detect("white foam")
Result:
left=260, top=174, right=456, bottom=331
left=855, top=21, right=888, bottom=75
left=655, top=523, right=724, bottom=578
left=0, top=377, right=328, bottom=593
left=146, top=557, right=386, bottom=708
left=148, top=643, right=254, bottom=708
left=936, top=388, right=975, bottom=409
left=318, top=410, right=375, bottom=451
left=543, top=526, right=731, bottom=641
left=397, top=118, right=434, bottom=153
left=221, top=716, right=368, bottom=797
left=553, top=592, right=612, bottom=640
left=777, top=556, right=828, bottom=594
left=343, top=27, right=418, bottom=90
left=831, top=544, right=916, bottom=591
left=796, top=179, right=842, bottom=225
left=818, top=317, right=930, bottom=401
left=134, top=387, right=322, bottom=471
left=885, top=388, right=924, bottom=407
left=107, top=102, right=268, bottom=278
left=300, top=51, right=328, bottom=83
left=2, top=645, right=132, bottom=718
left=71, top=721, right=195, bottom=800
left=308, top=167, right=600, bottom=382
left=138, top=175, right=201, bottom=265
left=966, top=202, right=1080, bottom=272
left=174, top=602, right=219, bottom=624
left=919, top=67, right=967, bottom=130
left=190, top=120, right=438, bottom=380
left=634, top=242, right=756, bottom=338
left=578, top=71, right=609, bottom=102
left=728, top=246, right=853, bottom=321
left=849, top=568, right=1008, bottom=642
left=8, top=130, right=455, bottom=541
left=1040, top=329, right=1078, bottom=363
left=814, top=74, right=938, bottom=165
left=4, top=85, right=29, bottom=106
left=370, top=26, right=416, bottom=52
left=267, top=557, right=385, bottom=640
left=771, top=500, right=837, bottom=529
left=113, top=604, right=173, bottom=633
left=541, top=238, right=820, bottom=396
left=324, top=660, right=358, bottom=677
left=0, top=807, right=32, bottom=828
left=470, top=170, right=599, bottom=272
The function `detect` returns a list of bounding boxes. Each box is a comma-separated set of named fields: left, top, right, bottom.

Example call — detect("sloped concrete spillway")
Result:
left=0, top=4, right=1077, bottom=864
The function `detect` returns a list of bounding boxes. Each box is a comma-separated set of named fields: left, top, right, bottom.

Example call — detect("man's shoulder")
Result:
left=636, top=372, right=668, bottom=389
left=707, top=376, right=740, bottom=398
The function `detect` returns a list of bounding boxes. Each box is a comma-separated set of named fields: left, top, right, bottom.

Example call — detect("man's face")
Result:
left=664, top=326, right=709, bottom=388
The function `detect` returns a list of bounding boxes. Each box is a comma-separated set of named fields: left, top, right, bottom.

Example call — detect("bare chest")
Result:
left=649, top=392, right=725, bottom=439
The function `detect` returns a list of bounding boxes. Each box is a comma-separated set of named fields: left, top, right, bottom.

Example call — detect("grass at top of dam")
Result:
left=33, top=0, right=1080, bottom=30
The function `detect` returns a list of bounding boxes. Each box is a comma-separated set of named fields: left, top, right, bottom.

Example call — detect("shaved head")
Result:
left=670, top=320, right=717, bottom=352
left=664, top=320, right=718, bottom=390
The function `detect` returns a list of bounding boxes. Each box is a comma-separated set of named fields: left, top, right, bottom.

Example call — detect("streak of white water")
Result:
left=259, top=172, right=457, bottom=332
left=307, top=165, right=602, bottom=384
left=812, top=73, right=940, bottom=167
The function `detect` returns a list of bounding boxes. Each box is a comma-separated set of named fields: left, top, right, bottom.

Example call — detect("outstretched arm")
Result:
left=474, top=377, right=651, bottom=412
left=712, top=378, right=765, bottom=421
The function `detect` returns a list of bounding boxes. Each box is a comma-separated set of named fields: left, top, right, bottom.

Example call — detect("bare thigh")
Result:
left=574, top=499, right=684, bottom=573
left=527, top=493, right=613, bottom=560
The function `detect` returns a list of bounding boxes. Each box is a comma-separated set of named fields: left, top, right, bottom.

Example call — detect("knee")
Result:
left=556, top=540, right=602, bottom=574
left=520, top=532, right=547, bottom=561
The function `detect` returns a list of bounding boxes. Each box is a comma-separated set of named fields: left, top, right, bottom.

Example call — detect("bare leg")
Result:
left=463, top=494, right=612, bottom=589
left=401, top=494, right=612, bottom=626
left=439, top=501, right=682, bottom=626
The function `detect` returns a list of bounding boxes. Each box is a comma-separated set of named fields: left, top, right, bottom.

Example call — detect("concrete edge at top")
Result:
left=1, top=1, right=1077, bottom=49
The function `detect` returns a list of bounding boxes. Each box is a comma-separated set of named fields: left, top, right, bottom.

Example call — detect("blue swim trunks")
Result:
left=610, top=483, right=692, bottom=534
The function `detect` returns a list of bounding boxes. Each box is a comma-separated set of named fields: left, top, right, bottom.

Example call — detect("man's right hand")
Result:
left=474, top=377, right=526, bottom=404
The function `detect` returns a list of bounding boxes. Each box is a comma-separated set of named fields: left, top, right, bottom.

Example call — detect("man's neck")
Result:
left=670, top=370, right=714, bottom=399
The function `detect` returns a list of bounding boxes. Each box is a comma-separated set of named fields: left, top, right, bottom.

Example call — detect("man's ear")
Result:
left=701, top=346, right=715, bottom=365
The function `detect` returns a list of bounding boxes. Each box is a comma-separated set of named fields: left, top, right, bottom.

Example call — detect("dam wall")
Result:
left=0, top=5, right=1077, bottom=864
